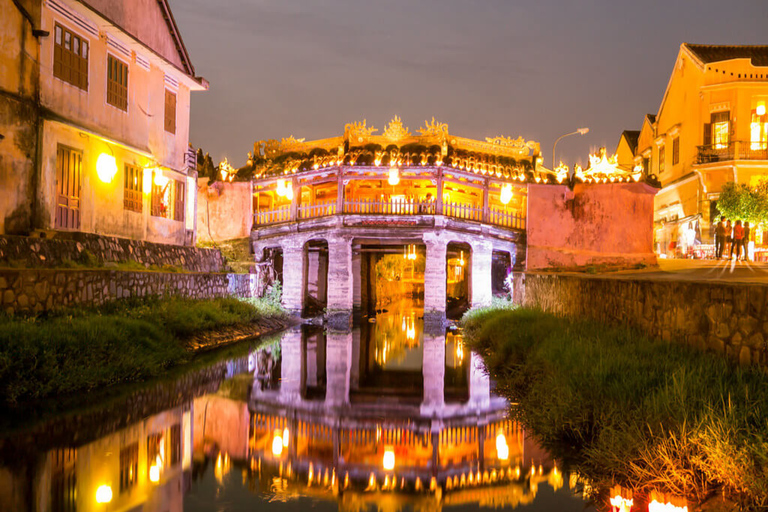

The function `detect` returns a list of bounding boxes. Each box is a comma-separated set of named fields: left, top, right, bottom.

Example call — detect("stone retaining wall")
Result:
left=513, top=272, right=768, bottom=368
left=0, top=269, right=259, bottom=315
left=0, top=233, right=225, bottom=272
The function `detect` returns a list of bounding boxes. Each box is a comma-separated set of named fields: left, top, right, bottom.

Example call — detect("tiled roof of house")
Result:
left=685, top=44, right=768, bottom=67
left=621, top=130, right=640, bottom=154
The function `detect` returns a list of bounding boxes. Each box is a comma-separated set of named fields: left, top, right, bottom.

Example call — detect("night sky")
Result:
left=170, top=0, right=768, bottom=168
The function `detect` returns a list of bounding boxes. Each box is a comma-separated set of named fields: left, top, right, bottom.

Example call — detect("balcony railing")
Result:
left=253, top=198, right=526, bottom=230
left=697, top=141, right=768, bottom=164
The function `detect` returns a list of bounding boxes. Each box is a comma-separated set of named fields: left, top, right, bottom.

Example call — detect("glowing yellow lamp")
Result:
left=154, top=171, right=169, bottom=188
left=382, top=448, right=395, bottom=471
left=149, top=464, right=160, bottom=483
left=499, top=184, right=513, bottom=205
left=388, top=167, right=400, bottom=186
left=285, top=182, right=294, bottom=200
left=276, top=179, right=286, bottom=196
left=96, top=154, right=118, bottom=183
left=143, top=168, right=153, bottom=193
left=95, top=484, right=113, bottom=504
left=272, top=434, right=284, bottom=456
left=758, top=102, right=766, bottom=117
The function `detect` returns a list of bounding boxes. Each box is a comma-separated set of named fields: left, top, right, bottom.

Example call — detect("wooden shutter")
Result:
left=53, top=24, right=88, bottom=91
left=123, top=164, right=142, bottom=212
left=174, top=180, right=185, bottom=222
left=107, top=56, right=128, bottom=111
left=55, top=145, right=81, bottom=230
left=164, top=90, right=176, bottom=134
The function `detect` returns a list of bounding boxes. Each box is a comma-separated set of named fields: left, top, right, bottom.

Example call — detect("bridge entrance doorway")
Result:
left=446, top=242, right=471, bottom=320
left=357, top=243, right=426, bottom=401
left=303, top=240, right=328, bottom=316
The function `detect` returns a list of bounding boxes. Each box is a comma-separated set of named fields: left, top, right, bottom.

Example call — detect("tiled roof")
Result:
left=685, top=44, right=768, bottom=67
left=621, top=130, right=640, bottom=153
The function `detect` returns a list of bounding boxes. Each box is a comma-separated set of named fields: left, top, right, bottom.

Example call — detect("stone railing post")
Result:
left=423, top=235, right=447, bottom=317
left=327, top=238, right=353, bottom=329
left=281, top=243, right=305, bottom=313
left=471, top=240, right=493, bottom=308
left=421, top=333, right=446, bottom=415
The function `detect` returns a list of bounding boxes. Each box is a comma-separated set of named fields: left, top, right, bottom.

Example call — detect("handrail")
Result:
left=253, top=199, right=526, bottom=230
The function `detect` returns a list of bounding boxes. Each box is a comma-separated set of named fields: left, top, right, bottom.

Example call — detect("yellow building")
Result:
left=631, top=43, right=768, bottom=256
left=1, top=0, right=207, bottom=245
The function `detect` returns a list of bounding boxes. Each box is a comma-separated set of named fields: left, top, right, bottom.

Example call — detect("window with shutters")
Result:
left=658, top=145, right=666, bottom=174
left=119, top=443, right=138, bottom=493
left=54, top=24, right=88, bottom=90
left=55, top=145, right=82, bottom=230
left=751, top=104, right=768, bottom=151
left=51, top=448, right=77, bottom=512
left=711, top=111, right=730, bottom=149
left=151, top=177, right=172, bottom=219
left=164, top=90, right=176, bottom=134
left=169, top=424, right=181, bottom=465
left=173, top=181, right=185, bottom=222
left=123, top=164, right=142, bottom=212
left=672, top=137, right=680, bottom=165
left=107, top=55, right=128, bottom=111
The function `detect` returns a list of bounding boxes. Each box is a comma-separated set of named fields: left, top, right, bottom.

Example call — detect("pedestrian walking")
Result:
left=715, top=216, right=726, bottom=259
left=725, top=220, right=733, bottom=258
left=731, top=220, right=744, bottom=260
left=742, top=221, right=751, bottom=261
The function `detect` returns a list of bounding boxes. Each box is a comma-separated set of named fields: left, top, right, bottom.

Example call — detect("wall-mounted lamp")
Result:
left=96, top=153, right=118, bottom=183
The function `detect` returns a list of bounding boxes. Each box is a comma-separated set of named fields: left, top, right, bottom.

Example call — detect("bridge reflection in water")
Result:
left=0, top=309, right=588, bottom=512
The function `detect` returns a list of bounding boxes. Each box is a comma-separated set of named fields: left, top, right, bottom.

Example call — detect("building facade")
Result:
left=630, top=44, right=768, bottom=256
left=1, top=0, right=207, bottom=245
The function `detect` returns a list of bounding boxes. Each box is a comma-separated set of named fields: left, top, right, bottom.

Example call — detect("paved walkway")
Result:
left=605, top=259, right=768, bottom=283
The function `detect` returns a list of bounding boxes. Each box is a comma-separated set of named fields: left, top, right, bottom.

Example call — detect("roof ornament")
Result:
left=382, top=116, right=412, bottom=141
left=418, top=117, right=449, bottom=138
left=344, top=120, right=378, bottom=142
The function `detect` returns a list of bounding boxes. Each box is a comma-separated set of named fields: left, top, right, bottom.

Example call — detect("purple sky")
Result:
left=170, top=0, right=768, bottom=168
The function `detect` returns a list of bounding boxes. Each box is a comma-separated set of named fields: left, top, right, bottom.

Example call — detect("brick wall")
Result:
left=0, top=269, right=259, bottom=315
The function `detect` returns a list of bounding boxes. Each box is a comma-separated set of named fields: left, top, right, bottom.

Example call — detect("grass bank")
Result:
left=462, top=305, right=768, bottom=509
left=0, top=294, right=287, bottom=405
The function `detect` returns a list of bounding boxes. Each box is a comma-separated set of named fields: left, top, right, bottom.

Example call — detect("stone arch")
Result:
left=446, top=241, right=472, bottom=319
left=303, top=238, right=330, bottom=316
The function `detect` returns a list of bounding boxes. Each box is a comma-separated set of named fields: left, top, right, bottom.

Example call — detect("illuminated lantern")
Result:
left=272, top=434, right=284, bottom=456
left=276, top=179, right=286, bottom=196
left=95, top=485, right=113, bottom=504
left=388, top=167, right=400, bottom=186
left=500, top=184, right=513, bottom=205
left=285, top=181, right=294, bottom=200
left=383, top=448, right=395, bottom=471
left=154, top=171, right=169, bottom=188
left=149, top=464, right=160, bottom=483
left=96, top=154, right=118, bottom=183
left=143, top=168, right=153, bottom=193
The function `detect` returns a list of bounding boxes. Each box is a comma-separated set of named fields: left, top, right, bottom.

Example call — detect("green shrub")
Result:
left=462, top=307, right=768, bottom=507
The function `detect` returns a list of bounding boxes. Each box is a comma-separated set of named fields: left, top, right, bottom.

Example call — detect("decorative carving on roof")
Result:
left=344, top=120, right=378, bottom=142
left=485, top=136, right=538, bottom=151
left=418, top=117, right=449, bottom=138
left=382, top=116, right=412, bottom=141
left=281, top=135, right=306, bottom=145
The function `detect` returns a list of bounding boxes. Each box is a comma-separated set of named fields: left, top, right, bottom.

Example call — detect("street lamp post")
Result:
left=552, top=128, right=589, bottom=170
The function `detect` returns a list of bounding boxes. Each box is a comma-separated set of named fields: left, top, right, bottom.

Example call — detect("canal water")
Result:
left=0, top=302, right=591, bottom=512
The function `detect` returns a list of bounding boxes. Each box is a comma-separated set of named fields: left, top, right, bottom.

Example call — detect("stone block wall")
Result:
left=0, top=233, right=225, bottom=272
left=0, top=269, right=260, bottom=315
left=513, top=272, right=768, bottom=367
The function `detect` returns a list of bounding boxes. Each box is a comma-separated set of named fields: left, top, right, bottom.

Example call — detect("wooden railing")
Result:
left=489, top=207, right=525, bottom=229
left=254, top=206, right=290, bottom=225
left=252, top=199, right=525, bottom=230
left=299, top=200, right=337, bottom=220
left=344, top=198, right=436, bottom=215
left=443, top=201, right=483, bottom=223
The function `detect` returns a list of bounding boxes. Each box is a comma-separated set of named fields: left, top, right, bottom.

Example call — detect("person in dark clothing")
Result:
left=742, top=221, right=751, bottom=261
left=715, top=216, right=726, bottom=259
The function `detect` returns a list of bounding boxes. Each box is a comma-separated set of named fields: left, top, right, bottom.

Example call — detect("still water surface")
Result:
left=0, top=301, right=590, bottom=512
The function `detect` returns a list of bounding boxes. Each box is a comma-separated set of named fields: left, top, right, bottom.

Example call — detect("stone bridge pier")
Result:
left=252, top=221, right=521, bottom=321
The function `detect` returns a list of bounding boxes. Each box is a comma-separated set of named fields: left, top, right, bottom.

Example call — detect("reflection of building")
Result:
left=0, top=403, right=193, bottom=512
left=1, top=0, right=207, bottom=244
left=624, top=44, right=768, bottom=256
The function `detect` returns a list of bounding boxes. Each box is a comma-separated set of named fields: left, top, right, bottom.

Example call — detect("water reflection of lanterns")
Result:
left=609, top=486, right=634, bottom=512
left=95, top=484, right=113, bottom=504
left=648, top=490, right=688, bottom=512
left=215, top=453, right=230, bottom=484
left=272, top=429, right=288, bottom=456
left=149, top=461, right=161, bottom=483
left=496, top=432, right=509, bottom=460
left=383, top=447, right=396, bottom=471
